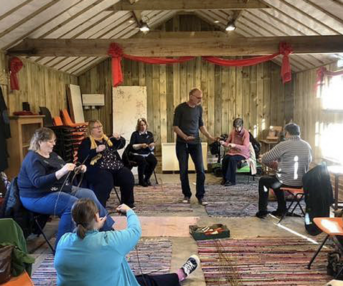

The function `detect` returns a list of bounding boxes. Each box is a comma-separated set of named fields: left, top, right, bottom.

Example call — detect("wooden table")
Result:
left=260, top=139, right=278, bottom=153
left=327, top=165, right=343, bottom=211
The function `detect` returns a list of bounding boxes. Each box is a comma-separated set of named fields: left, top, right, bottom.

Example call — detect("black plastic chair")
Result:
left=122, top=144, right=158, bottom=184
left=39, top=106, right=54, bottom=127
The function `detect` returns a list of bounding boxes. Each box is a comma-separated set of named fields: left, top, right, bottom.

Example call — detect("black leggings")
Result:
left=130, top=154, right=157, bottom=183
left=85, top=167, right=135, bottom=208
left=136, top=273, right=180, bottom=286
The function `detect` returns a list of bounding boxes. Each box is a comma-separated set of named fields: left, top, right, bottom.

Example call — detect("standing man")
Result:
left=255, top=123, right=312, bottom=218
left=173, top=88, right=217, bottom=206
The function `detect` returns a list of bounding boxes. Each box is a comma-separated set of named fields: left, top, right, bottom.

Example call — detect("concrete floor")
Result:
left=29, top=173, right=328, bottom=285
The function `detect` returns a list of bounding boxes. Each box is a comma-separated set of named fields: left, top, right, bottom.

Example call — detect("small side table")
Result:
left=327, top=165, right=343, bottom=211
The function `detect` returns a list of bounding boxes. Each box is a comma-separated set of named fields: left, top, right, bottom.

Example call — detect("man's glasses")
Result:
left=192, top=94, right=202, bottom=100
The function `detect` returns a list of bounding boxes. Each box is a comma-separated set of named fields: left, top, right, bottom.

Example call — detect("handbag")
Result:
left=0, top=244, right=14, bottom=284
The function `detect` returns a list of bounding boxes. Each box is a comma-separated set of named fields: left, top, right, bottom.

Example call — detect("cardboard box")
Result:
left=189, top=224, right=230, bottom=241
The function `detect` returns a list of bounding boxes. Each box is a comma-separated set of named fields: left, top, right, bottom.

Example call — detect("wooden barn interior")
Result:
left=1, top=0, right=343, bottom=285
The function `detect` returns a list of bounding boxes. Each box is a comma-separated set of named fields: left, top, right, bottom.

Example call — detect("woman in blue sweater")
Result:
left=55, top=199, right=200, bottom=286
left=18, top=127, right=115, bottom=247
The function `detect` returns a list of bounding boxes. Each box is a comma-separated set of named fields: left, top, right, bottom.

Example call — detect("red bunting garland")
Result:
left=108, top=42, right=293, bottom=87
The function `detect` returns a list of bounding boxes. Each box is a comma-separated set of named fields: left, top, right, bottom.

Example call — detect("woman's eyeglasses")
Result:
left=92, top=125, right=103, bottom=130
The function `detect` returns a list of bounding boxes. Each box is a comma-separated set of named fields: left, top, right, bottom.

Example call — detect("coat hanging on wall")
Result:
left=0, top=86, right=11, bottom=171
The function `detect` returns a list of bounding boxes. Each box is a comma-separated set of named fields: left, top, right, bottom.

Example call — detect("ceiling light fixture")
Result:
left=225, top=21, right=236, bottom=32
left=139, top=22, right=150, bottom=34
left=214, top=20, right=220, bottom=23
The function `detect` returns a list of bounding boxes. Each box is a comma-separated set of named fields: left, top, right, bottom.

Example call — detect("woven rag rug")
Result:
left=107, top=183, right=193, bottom=215
left=197, top=237, right=331, bottom=286
left=32, top=238, right=172, bottom=286
left=204, top=177, right=305, bottom=217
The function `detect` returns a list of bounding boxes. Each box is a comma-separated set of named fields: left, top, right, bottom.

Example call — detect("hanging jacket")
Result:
left=303, top=164, right=333, bottom=235
left=0, top=177, right=34, bottom=238
left=0, top=86, right=11, bottom=171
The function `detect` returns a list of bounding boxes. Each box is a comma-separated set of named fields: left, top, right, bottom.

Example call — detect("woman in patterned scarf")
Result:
left=78, top=120, right=135, bottom=208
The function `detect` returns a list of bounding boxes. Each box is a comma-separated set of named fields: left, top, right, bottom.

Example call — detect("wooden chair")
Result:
left=278, top=187, right=305, bottom=224
left=2, top=271, right=34, bottom=286
left=307, top=217, right=343, bottom=274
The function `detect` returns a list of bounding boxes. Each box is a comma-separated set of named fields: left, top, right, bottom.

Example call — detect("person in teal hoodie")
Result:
left=54, top=199, right=200, bottom=286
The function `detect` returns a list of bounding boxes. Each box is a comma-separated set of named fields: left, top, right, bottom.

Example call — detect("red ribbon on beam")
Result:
left=108, top=42, right=293, bottom=87
left=108, top=43, right=195, bottom=87
left=202, top=42, right=293, bottom=84
left=316, top=66, right=343, bottom=91
left=9, top=57, right=23, bottom=91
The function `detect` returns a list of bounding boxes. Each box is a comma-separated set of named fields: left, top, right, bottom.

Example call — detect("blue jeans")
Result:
left=20, top=186, right=115, bottom=247
left=176, top=142, right=205, bottom=200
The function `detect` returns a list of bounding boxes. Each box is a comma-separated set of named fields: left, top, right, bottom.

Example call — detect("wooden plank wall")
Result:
left=79, top=15, right=292, bottom=141
left=0, top=51, right=77, bottom=118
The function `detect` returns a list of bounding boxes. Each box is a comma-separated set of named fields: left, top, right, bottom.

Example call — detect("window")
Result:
left=319, top=72, right=343, bottom=163
left=322, top=75, right=343, bottom=110
left=320, top=122, right=343, bottom=164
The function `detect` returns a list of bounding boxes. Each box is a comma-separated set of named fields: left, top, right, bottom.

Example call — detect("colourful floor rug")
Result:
left=114, top=216, right=199, bottom=237
left=204, top=177, right=305, bottom=218
left=107, top=183, right=193, bottom=215
left=197, top=237, right=331, bottom=286
left=32, top=238, right=172, bottom=286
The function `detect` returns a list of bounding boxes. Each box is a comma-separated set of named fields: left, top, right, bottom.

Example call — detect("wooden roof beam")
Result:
left=108, top=0, right=270, bottom=11
left=7, top=35, right=343, bottom=57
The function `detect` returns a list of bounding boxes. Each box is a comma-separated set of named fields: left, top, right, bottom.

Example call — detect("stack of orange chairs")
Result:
left=51, top=109, right=87, bottom=164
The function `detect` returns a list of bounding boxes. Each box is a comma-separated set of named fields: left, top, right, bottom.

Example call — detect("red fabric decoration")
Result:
left=316, top=66, right=343, bottom=90
left=108, top=43, right=195, bottom=86
left=108, top=42, right=293, bottom=87
left=202, top=54, right=278, bottom=67
left=124, top=54, right=195, bottom=65
left=9, top=57, right=23, bottom=90
left=279, top=42, right=293, bottom=84
left=202, top=42, right=293, bottom=84
left=108, top=43, right=124, bottom=87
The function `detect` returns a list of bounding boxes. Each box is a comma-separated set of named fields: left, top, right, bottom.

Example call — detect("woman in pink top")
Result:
left=220, top=118, right=250, bottom=186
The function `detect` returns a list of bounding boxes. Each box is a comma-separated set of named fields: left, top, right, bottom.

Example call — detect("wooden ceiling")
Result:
left=1, top=0, right=343, bottom=75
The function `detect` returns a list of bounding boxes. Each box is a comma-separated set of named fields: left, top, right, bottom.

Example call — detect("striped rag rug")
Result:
left=32, top=238, right=172, bottom=286
left=197, top=237, right=332, bottom=286
left=107, top=183, right=193, bottom=215
left=204, top=181, right=305, bottom=218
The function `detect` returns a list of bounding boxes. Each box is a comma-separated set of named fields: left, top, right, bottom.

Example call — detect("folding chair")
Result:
left=32, top=213, right=55, bottom=254
left=307, top=217, right=343, bottom=275
left=2, top=271, right=34, bottom=286
left=278, top=187, right=305, bottom=224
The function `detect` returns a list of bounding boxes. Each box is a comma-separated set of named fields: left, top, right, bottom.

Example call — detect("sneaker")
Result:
left=224, top=181, right=236, bottom=187
left=255, top=210, right=269, bottom=218
left=198, top=199, right=208, bottom=206
left=181, top=255, right=200, bottom=277
left=182, top=196, right=190, bottom=203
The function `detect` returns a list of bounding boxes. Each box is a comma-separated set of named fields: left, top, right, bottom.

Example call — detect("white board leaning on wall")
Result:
left=112, top=86, right=147, bottom=174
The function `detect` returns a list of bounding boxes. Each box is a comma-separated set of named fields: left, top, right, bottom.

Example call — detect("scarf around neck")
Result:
left=89, top=135, right=113, bottom=165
